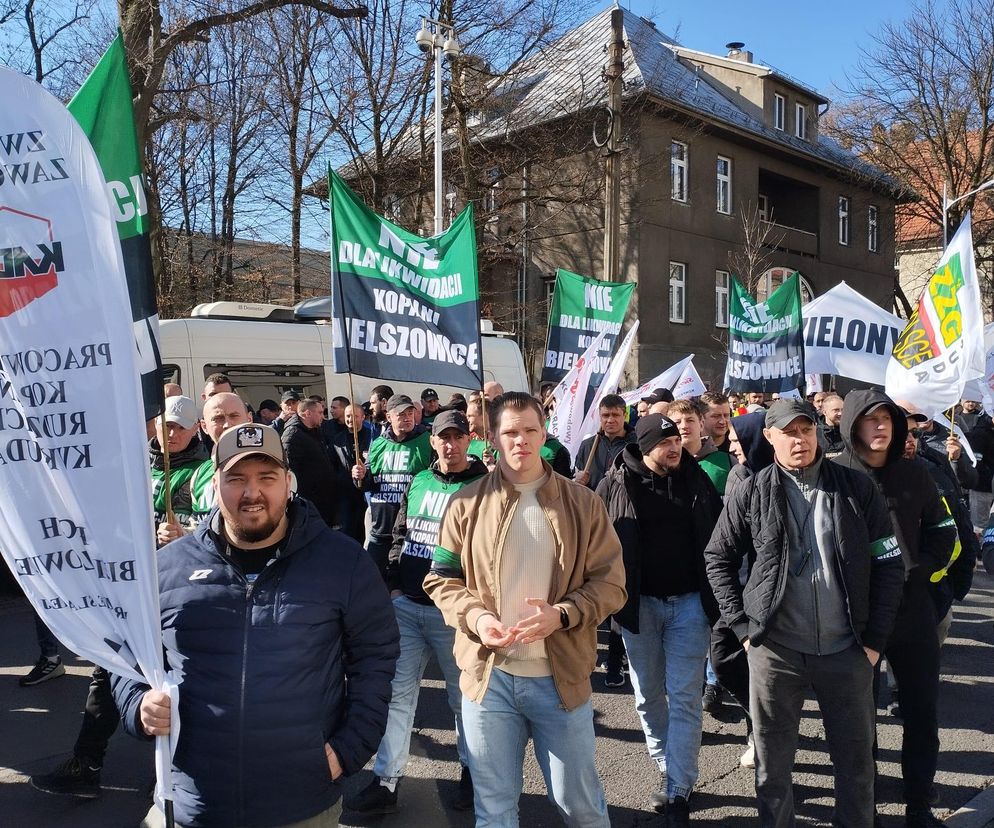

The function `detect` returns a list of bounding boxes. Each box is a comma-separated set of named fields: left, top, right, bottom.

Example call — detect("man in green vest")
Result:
left=348, top=410, right=488, bottom=816
left=152, top=396, right=209, bottom=547
left=668, top=400, right=734, bottom=497
left=355, top=394, right=434, bottom=579
left=187, top=392, right=254, bottom=522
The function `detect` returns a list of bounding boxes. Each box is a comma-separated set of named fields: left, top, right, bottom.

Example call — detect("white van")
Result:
left=158, top=301, right=529, bottom=409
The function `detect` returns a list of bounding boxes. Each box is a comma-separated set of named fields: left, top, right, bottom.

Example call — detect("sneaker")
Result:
left=887, top=690, right=903, bottom=719
left=604, top=668, right=626, bottom=688
left=19, top=656, right=65, bottom=687
left=905, top=806, right=944, bottom=827
left=739, top=739, right=756, bottom=769
left=452, top=766, right=474, bottom=812
left=650, top=773, right=668, bottom=813
left=702, top=683, right=723, bottom=714
left=666, top=795, right=691, bottom=827
left=345, top=776, right=398, bottom=815
left=30, top=757, right=101, bottom=799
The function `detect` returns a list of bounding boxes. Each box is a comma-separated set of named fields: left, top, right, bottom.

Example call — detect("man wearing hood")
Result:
left=706, top=399, right=905, bottom=828
left=348, top=410, right=488, bottom=816
left=596, top=414, right=722, bottom=824
left=835, top=391, right=957, bottom=828
left=354, top=394, right=434, bottom=579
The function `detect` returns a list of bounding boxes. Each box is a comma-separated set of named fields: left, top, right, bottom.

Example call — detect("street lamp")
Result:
left=415, top=17, right=460, bottom=236
left=943, top=176, right=994, bottom=246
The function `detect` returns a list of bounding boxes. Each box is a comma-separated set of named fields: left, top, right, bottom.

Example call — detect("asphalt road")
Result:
left=1, top=571, right=993, bottom=827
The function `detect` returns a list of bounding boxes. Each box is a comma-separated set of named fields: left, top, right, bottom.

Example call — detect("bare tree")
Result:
left=727, top=204, right=787, bottom=297
left=825, top=0, right=994, bottom=304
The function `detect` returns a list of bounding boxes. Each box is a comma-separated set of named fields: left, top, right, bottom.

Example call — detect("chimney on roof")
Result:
left=725, top=41, right=753, bottom=63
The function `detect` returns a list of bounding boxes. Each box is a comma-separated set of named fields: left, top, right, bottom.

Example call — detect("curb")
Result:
left=946, top=785, right=994, bottom=828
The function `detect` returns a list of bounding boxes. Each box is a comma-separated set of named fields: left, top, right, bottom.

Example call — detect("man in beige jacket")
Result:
left=424, top=391, right=626, bottom=827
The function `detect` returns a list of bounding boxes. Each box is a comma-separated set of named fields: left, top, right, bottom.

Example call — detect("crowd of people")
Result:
left=15, top=371, right=993, bottom=828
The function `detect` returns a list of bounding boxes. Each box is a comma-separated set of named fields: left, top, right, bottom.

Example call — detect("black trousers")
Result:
left=710, top=622, right=751, bottom=726
left=73, top=666, right=119, bottom=768
left=873, top=578, right=940, bottom=809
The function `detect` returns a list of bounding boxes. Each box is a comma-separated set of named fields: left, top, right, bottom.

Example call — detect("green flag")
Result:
left=541, top=268, right=635, bottom=385
left=725, top=273, right=804, bottom=392
left=329, top=168, right=483, bottom=388
left=69, top=31, right=163, bottom=420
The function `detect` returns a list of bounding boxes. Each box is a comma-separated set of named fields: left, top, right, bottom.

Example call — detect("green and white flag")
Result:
left=725, top=273, right=804, bottom=392
left=541, top=268, right=634, bottom=385
left=68, top=31, right=163, bottom=422
left=329, top=169, right=483, bottom=388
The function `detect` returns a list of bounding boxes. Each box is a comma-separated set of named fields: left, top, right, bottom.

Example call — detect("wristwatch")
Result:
left=559, top=606, right=570, bottom=629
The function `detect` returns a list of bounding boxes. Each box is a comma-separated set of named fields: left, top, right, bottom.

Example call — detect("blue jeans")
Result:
left=461, top=669, right=609, bottom=828
left=33, top=608, right=59, bottom=659
left=622, top=593, right=710, bottom=800
left=705, top=657, right=718, bottom=686
left=373, top=595, right=467, bottom=781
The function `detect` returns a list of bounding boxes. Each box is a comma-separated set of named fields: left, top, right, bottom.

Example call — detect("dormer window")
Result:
left=774, top=94, right=785, bottom=131
left=795, top=103, right=808, bottom=140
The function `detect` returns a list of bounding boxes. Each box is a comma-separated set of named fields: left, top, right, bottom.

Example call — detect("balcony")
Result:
left=760, top=220, right=818, bottom=257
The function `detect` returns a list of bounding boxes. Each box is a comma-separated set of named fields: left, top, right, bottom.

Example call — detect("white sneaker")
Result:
left=739, top=742, right=756, bottom=768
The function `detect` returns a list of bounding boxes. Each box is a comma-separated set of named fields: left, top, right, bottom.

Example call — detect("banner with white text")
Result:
left=329, top=169, right=483, bottom=388
left=541, top=269, right=635, bottom=387
left=0, top=67, right=164, bottom=690
left=726, top=273, right=805, bottom=393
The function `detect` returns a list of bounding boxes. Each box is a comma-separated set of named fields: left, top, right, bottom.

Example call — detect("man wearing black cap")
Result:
left=706, top=399, right=905, bottom=828
left=638, top=388, right=674, bottom=418
left=421, top=388, right=442, bottom=426
left=355, top=394, right=433, bottom=578
left=110, top=424, right=399, bottom=828
left=272, top=390, right=300, bottom=437
left=596, top=413, right=722, bottom=824
left=348, top=410, right=488, bottom=816
left=835, top=391, right=958, bottom=828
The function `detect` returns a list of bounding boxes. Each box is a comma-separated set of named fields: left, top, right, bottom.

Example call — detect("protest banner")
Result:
left=541, top=269, right=634, bottom=387
left=801, top=282, right=902, bottom=385
left=886, top=215, right=985, bottom=415
left=0, top=65, right=172, bottom=797
left=725, top=273, right=805, bottom=393
left=68, top=31, right=164, bottom=422
left=547, top=330, right=609, bottom=461
left=620, top=355, right=707, bottom=406
left=578, top=321, right=639, bottom=439
left=328, top=169, right=483, bottom=389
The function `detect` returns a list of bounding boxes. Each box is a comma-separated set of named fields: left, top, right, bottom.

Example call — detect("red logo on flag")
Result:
left=0, top=207, right=63, bottom=318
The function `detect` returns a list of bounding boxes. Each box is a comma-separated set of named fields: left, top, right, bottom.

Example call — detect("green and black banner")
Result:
left=68, top=31, right=163, bottom=422
left=328, top=169, right=483, bottom=389
left=541, top=269, right=634, bottom=386
left=725, top=273, right=805, bottom=392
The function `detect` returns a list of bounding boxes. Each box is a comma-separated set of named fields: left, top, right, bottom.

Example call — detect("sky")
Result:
left=619, top=0, right=916, bottom=98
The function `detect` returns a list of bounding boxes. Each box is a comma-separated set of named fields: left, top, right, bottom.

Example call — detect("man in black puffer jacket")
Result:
left=282, top=398, right=338, bottom=526
left=596, top=414, right=722, bottom=820
left=112, top=424, right=399, bottom=828
left=706, top=399, right=904, bottom=828
left=835, top=390, right=957, bottom=828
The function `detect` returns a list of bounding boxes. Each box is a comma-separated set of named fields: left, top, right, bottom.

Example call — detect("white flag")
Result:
left=547, top=330, right=608, bottom=461
left=885, top=215, right=985, bottom=416
left=621, top=355, right=707, bottom=406
left=578, top=321, right=639, bottom=439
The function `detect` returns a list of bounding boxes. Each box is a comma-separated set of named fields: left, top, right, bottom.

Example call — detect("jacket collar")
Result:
left=489, top=459, right=562, bottom=506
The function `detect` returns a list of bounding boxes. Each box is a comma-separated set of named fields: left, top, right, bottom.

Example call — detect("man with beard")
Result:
left=819, top=394, right=845, bottom=458
left=596, top=414, right=722, bottom=824
left=112, top=424, right=399, bottom=828
left=355, top=395, right=433, bottom=578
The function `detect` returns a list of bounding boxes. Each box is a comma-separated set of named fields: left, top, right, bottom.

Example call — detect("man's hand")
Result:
left=946, top=434, right=962, bottom=462
left=390, top=589, right=403, bottom=599
left=510, top=599, right=562, bottom=645
left=863, top=646, right=880, bottom=667
left=156, top=521, right=184, bottom=547
left=482, top=448, right=497, bottom=471
left=351, top=462, right=366, bottom=482
left=325, top=743, right=343, bottom=780
left=139, top=689, right=172, bottom=737
left=574, top=469, right=591, bottom=487
left=475, top=613, right=515, bottom=649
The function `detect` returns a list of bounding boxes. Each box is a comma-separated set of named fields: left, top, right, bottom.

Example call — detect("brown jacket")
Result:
left=423, top=462, right=626, bottom=710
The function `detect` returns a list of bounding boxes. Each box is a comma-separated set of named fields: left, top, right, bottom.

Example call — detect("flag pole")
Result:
left=346, top=372, right=362, bottom=489
left=583, top=433, right=601, bottom=474
left=159, top=408, right=174, bottom=525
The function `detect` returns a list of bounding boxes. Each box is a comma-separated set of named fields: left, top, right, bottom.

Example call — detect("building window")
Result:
left=669, top=262, right=686, bottom=323
left=795, top=103, right=807, bottom=140
left=715, top=270, right=729, bottom=328
left=758, top=194, right=769, bottom=222
left=716, top=156, right=732, bottom=214
left=671, top=141, right=688, bottom=202
left=774, top=94, right=785, bottom=131
left=868, top=205, right=879, bottom=253
left=838, top=196, right=850, bottom=246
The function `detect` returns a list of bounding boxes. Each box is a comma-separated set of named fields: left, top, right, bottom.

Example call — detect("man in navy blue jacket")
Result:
left=112, top=423, right=399, bottom=828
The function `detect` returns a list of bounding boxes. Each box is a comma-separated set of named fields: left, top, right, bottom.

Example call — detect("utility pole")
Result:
left=602, top=8, right=624, bottom=282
